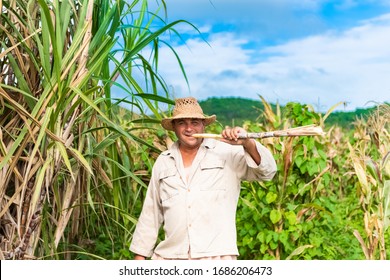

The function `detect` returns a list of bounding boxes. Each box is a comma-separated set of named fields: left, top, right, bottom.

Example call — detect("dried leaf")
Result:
left=353, top=229, right=370, bottom=259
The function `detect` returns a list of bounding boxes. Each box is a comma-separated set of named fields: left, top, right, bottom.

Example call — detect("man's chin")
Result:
left=181, top=137, right=201, bottom=146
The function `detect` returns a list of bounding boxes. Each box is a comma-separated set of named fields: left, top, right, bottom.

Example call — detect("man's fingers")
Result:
left=222, top=126, right=243, bottom=141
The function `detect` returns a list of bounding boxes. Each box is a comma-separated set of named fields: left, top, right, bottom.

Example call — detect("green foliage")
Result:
left=235, top=101, right=389, bottom=260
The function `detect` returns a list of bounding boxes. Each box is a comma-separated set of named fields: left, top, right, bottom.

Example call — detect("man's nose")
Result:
left=185, top=122, right=195, bottom=130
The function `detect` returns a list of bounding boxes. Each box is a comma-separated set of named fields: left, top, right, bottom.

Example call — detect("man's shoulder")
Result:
left=159, top=141, right=178, bottom=155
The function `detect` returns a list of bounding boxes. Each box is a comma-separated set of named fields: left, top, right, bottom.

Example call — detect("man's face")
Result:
left=172, top=118, right=205, bottom=149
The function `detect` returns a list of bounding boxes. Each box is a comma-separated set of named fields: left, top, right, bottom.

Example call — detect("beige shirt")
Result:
left=130, top=138, right=277, bottom=259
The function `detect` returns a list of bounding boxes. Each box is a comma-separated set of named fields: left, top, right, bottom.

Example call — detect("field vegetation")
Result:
left=1, top=0, right=389, bottom=260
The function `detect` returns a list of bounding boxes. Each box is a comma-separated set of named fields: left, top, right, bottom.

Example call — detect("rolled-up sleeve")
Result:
left=249, top=142, right=277, bottom=180
left=239, top=142, right=277, bottom=181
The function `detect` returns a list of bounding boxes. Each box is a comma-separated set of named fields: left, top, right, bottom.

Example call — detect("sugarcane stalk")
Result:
left=192, top=124, right=325, bottom=139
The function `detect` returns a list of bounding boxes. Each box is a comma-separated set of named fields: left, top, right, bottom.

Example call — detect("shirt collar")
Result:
left=201, top=138, right=216, bottom=149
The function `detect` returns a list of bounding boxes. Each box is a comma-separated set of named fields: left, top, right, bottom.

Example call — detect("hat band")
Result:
left=169, top=113, right=207, bottom=120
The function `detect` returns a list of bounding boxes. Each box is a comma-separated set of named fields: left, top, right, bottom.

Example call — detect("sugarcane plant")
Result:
left=0, top=0, right=190, bottom=259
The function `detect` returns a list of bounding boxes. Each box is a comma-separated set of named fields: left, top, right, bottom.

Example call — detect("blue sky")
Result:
left=136, top=0, right=390, bottom=112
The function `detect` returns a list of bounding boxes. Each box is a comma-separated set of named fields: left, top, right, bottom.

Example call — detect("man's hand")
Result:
left=220, top=126, right=261, bottom=165
left=220, top=126, right=248, bottom=145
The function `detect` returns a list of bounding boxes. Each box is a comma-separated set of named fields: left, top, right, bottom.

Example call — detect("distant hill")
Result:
left=199, top=97, right=268, bottom=127
left=199, top=96, right=377, bottom=129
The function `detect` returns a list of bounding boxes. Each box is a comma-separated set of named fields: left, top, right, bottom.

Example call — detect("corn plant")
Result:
left=349, top=104, right=390, bottom=260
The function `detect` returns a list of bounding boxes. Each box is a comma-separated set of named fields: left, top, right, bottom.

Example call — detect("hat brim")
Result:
left=161, top=114, right=216, bottom=131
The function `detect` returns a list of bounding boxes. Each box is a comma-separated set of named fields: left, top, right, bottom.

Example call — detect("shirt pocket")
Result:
left=158, top=168, right=180, bottom=202
left=199, top=159, right=226, bottom=191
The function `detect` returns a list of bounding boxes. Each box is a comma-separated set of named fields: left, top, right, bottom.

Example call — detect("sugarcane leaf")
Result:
left=55, top=141, right=75, bottom=181
left=68, top=147, right=93, bottom=175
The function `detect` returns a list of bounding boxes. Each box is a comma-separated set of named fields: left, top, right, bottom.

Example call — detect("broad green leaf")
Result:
left=270, top=209, right=282, bottom=224
left=284, top=211, right=297, bottom=225
left=265, top=192, right=277, bottom=204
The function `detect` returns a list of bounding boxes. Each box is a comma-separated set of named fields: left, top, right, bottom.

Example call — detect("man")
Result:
left=130, top=97, right=277, bottom=260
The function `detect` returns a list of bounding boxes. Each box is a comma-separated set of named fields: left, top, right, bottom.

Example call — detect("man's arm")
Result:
left=220, top=126, right=261, bottom=165
left=134, top=254, right=146, bottom=260
left=242, top=138, right=261, bottom=165
left=220, top=126, right=277, bottom=181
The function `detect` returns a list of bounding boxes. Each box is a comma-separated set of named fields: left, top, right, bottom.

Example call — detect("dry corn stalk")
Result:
left=193, top=124, right=325, bottom=139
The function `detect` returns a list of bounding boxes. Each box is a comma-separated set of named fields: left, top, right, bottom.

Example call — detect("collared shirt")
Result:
left=130, top=138, right=277, bottom=259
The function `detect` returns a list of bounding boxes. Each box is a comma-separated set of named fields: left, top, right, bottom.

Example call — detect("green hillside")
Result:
left=199, top=97, right=268, bottom=127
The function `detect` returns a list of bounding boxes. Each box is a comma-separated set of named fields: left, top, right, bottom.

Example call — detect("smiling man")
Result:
left=130, top=97, right=277, bottom=260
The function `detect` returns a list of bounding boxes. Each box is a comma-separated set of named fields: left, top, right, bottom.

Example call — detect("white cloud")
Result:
left=156, top=13, right=390, bottom=112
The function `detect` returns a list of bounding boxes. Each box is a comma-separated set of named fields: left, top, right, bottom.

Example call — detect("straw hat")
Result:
left=161, top=97, right=216, bottom=131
